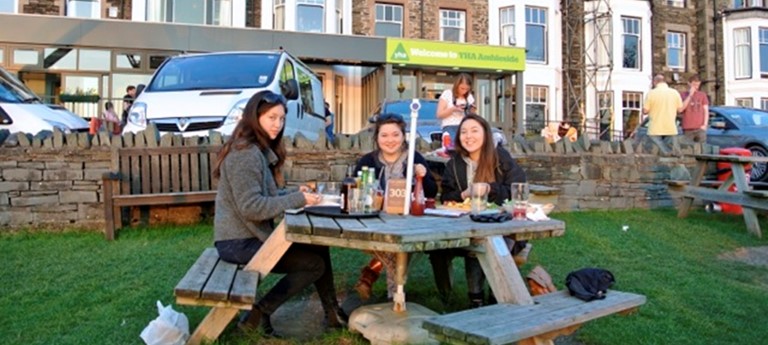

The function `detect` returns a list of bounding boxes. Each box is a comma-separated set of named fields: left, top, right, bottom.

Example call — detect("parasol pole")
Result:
left=403, top=99, right=420, bottom=215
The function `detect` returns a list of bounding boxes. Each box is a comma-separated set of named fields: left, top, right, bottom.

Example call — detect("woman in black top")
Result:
left=430, top=113, right=527, bottom=307
left=353, top=113, right=438, bottom=300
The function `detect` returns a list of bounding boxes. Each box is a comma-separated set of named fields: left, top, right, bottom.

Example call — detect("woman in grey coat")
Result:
left=213, top=90, right=343, bottom=336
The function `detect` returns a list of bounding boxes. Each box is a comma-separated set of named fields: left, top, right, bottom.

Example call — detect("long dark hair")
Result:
left=373, top=113, right=407, bottom=152
left=451, top=73, right=473, bottom=99
left=454, top=113, right=497, bottom=183
left=214, top=91, right=288, bottom=185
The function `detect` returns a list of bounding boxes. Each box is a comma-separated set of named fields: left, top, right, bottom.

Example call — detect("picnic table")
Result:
left=284, top=211, right=566, bottom=311
left=676, top=153, right=768, bottom=238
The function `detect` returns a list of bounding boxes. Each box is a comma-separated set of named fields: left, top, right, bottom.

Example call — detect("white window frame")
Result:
left=67, top=0, right=101, bottom=19
left=274, top=0, right=285, bottom=30
left=734, top=28, right=752, bottom=79
left=336, top=0, right=342, bottom=34
left=666, top=31, right=686, bottom=70
left=667, top=0, right=685, bottom=7
left=439, top=9, right=466, bottom=43
left=500, top=7, right=515, bottom=46
left=296, top=0, right=325, bottom=33
left=525, top=6, right=548, bottom=63
left=374, top=3, right=403, bottom=38
left=622, top=91, right=643, bottom=139
left=760, top=27, right=768, bottom=77
left=525, top=85, right=549, bottom=129
left=622, top=17, right=641, bottom=70
left=761, top=98, right=768, bottom=110
left=0, top=0, right=18, bottom=14
left=736, top=98, right=753, bottom=108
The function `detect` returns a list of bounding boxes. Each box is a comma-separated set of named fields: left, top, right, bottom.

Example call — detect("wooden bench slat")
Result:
left=175, top=248, right=220, bottom=299
left=230, top=269, right=259, bottom=305
left=112, top=191, right=217, bottom=207
left=744, top=190, right=768, bottom=198
left=423, top=290, right=646, bottom=345
left=202, top=259, right=239, bottom=301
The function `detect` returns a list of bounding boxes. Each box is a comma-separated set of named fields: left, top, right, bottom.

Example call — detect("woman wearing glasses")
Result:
left=430, top=114, right=528, bottom=308
left=352, top=113, right=438, bottom=301
left=213, top=90, right=343, bottom=336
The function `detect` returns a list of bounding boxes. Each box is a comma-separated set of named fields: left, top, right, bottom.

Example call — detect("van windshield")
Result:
left=0, top=69, right=39, bottom=103
left=146, top=53, right=280, bottom=92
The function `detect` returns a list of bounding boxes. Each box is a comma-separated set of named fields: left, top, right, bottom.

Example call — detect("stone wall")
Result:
left=0, top=127, right=708, bottom=233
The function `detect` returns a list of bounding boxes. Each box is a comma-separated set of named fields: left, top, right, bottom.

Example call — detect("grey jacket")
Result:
left=214, top=145, right=305, bottom=243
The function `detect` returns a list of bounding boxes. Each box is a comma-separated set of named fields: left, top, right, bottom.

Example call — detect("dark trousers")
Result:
left=428, top=249, right=485, bottom=297
left=215, top=238, right=339, bottom=316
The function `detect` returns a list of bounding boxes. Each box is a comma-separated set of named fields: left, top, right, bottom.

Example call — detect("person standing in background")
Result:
left=436, top=73, right=476, bottom=146
left=121, top=85, right=136, bottom=130
left=642, top=74, right=683, bottom=156
left=679, top=74, right=709, bottom=143
left=324, top=101, right=335, bottom=143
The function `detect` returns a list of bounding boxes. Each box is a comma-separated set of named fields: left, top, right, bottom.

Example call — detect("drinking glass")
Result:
left=470, top=182, right=490, bottom=215
left=510, top=182, right=530, bottom=220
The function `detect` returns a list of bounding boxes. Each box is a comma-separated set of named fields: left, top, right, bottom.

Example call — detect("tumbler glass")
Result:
left=470, top=182, right=490, bottom=215
left=510, top=182, right=530, bottom=220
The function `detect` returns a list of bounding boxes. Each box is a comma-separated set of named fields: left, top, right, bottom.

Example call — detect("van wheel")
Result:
left=748, top=145, right=768, bottom=181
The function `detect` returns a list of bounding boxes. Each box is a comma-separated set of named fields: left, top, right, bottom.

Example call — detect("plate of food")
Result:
left=438, top=198, right=500, bottom=212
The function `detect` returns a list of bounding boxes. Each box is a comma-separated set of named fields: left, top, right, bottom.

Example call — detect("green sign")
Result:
left=386, top=38, right=525, bottom=71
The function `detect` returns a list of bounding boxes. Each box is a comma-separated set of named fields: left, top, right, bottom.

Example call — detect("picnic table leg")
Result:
left=393, top=252, right=408, bottom=312
left=186, top=307, right=239, bottom=345
left=731, top=164, right=763, bottom=238
left=678, top=160, right=708, bottom=218
left=473, top=235, right=534, bottom=305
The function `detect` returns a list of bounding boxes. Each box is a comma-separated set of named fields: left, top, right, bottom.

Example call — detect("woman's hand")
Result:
left=414, top=164, right=427, bottom=177
left=303, top=192, right=322, bottom=206
left=299, top=185, right=312, bottom=193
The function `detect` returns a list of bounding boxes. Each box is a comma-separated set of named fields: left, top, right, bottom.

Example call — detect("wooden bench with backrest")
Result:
left=102, top=144, right=222, bottom=240
left=422, top=289, right=646, bottom=345
left=174, top=220, right=292, bottom=345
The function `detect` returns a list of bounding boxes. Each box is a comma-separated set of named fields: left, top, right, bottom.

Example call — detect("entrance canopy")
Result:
left=386, top=38, right=526, bottom=72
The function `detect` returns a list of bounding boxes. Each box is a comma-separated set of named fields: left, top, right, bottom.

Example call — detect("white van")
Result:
left=0, top=67, right=89, bottom=135
left=123, top=51, right=326, bottom=140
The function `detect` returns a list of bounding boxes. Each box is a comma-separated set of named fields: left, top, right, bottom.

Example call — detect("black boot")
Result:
left=468, top=292, right=484, bottom=309
left=238, top=306, right=277, bottom=337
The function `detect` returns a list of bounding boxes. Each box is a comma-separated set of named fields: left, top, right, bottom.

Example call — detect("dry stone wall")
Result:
left=0, top=127, right=710, bottom=233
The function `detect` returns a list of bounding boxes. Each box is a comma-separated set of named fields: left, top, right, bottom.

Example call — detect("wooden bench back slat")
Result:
left=170, top=151, right=182, bottom=193
left=130, top=155, right=142, bottom=195
left=151, top=152, right=161, bottom=194
left=175, top=248, right=220, bottom=299
left=191, top=150, right=201, bottom=192
left=160, top=152, right=172, bottom=193
left=200, top=151, right=211, bottom=191
left=181, top=150, right=191, bottom=192
left=115, top=146, right=222, bottom=195
left=141, top=154, right=151, bottom=195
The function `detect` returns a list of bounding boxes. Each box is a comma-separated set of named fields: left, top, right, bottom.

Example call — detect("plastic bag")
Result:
left=139, top=301, right=190, bottom=345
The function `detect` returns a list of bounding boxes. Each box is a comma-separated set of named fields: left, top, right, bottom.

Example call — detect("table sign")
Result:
left=385, top=178, right=407, bottom=215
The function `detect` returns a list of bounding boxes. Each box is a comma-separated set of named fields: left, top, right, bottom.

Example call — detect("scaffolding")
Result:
left=563, top=0, right=614, bottom=139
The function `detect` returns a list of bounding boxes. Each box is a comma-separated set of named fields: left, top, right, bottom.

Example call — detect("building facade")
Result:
left=721, top=3, right=768, bottom=109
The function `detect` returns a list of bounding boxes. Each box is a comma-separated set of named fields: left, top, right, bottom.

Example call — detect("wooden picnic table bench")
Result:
left=422, top=290, right=646, bottom=345
left=102, top=145, right=221, bottom=240
left=676, top=154, right=768, bottom=238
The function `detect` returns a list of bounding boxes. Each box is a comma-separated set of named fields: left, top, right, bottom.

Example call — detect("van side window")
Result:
left=297, top=68, right=315, bottom=115
left=280, top=60, right=296, bottom=99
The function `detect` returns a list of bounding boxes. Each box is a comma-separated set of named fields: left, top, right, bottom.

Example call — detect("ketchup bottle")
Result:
left=411, top=175, right=425, bottom=216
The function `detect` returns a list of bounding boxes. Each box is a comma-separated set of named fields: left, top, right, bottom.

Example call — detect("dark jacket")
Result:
left=354, top=150, right=438, bottom=198
left=440, top=146, right=526, bottom=205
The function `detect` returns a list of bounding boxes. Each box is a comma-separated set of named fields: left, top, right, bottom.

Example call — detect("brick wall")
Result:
left=0, top=128, right=707, bottom=233
left=21, top=0, right=62, bottom=15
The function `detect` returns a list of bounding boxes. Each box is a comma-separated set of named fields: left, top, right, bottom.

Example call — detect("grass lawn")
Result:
left=1, top=208, right=767, bottom=345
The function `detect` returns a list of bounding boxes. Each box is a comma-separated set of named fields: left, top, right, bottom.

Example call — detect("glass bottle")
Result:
left=341, top=166, right=357, bottom=213
left=411, top=174, right=425, bottom=216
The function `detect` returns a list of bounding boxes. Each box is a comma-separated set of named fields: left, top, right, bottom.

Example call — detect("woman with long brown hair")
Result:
left=213, top=90, right=343, bottom=336
left=430, top=114, right=527, bottom=308
left=436, top=73, right=476, bottom=146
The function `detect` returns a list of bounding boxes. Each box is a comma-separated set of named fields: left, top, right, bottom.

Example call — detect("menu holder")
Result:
left=384, top=178, right=407, bottom=215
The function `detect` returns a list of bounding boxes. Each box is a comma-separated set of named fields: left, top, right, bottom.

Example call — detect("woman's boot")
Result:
left=354, top=258, right=383, bottom=300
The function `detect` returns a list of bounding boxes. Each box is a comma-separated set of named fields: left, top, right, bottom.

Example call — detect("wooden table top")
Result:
left=285, top=212, right=565, bottom=252
left=687, top=154, right=768, bottom=164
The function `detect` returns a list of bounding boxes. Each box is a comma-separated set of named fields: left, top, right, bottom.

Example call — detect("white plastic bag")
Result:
left=139, top=300, right=190, bottom=345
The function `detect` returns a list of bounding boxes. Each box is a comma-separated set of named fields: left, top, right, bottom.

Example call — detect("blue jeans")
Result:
left=649, top=135, right=673, bottom=155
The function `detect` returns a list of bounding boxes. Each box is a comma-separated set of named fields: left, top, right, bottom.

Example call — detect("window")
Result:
left=0, top=48, right=4, bottom=65
left=280, top=59, right=296, bottom=99
left=736, top=98, right=753, bottom=107
left=79, top=49, right=110, bottom=71
left=622, top=92, right=642, bottom=139
left=374, top=3, right=403, bottom=38
left=145, top=0, right=232, bottom=25
left=440, top=9, right=466, bottom=42
left=734, top=0, right=765, bottom=8
left=297, top=0, right=324, bottom=33
left=525, top=85, right=548, bottom=132
left=760, top=28, right=768, bottom=77
left=667, top=0, right=685, bottom=7
left=12, top=49, right=39, bottom=66
left=762, top=98, right=768, bottom=110
left=43, top=48, right=77, bottom=70
left=735, top=28, right=752, bottom=79
left=594, top=17, right=612, bottom=67
left=296, top=68, right=315, bottom=115
left=336, top=0, right=342, bottom=34
left=115, top=53, right=142, bottom=70
left=274, top=0, right=285, bottom=30
left=500, top=7, right=515, bottom=46
left=598, top=91, right=613, bottom=140
left=0, top=0, right=16, bottom=13
left=67, top=0, right=100, bottom=18
left=666, top=31, right=686, bottom=70
left=525, top=7, right=547, bottom=63
left=622, top=17, right=641, bottom=69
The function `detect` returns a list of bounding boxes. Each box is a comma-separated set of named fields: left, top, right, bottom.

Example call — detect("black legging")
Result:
left=215, top=238, right=339, bottom=316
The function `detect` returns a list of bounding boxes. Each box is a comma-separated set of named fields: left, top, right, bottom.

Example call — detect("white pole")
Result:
left=403, top=99, right=420, bottom=215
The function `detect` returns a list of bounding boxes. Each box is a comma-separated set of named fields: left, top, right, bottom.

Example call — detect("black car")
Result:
left=634, top=106, right=768, bottom=181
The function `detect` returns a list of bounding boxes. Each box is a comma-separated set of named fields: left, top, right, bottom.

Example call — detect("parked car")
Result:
left=124, top=51, right=326, bottom=140
left=365, top=98, right=507, bottom=145
left=0, top=67, right=88, bottom=134
left=634, top=106, right=768, bottom=181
